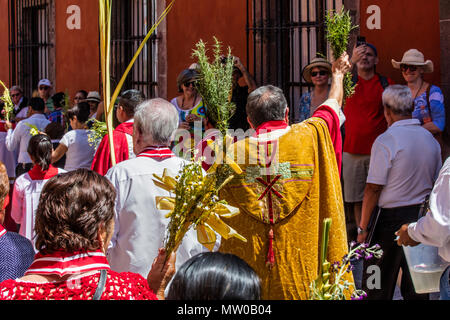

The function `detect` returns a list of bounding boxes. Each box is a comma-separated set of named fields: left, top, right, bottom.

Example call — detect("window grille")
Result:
left=9, top=0, right=53, bottom=97
left=246, top=0, right=343, bottom=122
left=110, top=0, right=159, bottom=99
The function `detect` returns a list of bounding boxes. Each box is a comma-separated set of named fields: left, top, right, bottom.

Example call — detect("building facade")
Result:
left=0, top=0, right=448, bottom=127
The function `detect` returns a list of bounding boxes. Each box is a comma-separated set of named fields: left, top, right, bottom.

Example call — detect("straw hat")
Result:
left=85, top=91, right=101, bottom=103
left=391, top=49, right=434, bottom=73
left=302, top=57, right=332, bottom=83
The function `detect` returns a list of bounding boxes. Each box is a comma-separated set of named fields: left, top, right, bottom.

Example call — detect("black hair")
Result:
left=76, top=90, right=88, bottom=99
left=44, top=122, right=65, bottom=140
left=167, top=252, right=261, bottom=300
left=29, top=97, right=45, bottom=112
left=118, top=89, right=146, bottom=117
left=27, top=134, right=53, bottom=171
left=51, top=92, right=66, bottom=109
left=66, top=101, right=90, bottom=123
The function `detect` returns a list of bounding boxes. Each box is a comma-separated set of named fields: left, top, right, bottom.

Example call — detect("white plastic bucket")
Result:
left=403, top=244, right=449, bottom=294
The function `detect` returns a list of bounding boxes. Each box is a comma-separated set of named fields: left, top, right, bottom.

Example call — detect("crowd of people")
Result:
left=0, top=45, right=448, bottom=301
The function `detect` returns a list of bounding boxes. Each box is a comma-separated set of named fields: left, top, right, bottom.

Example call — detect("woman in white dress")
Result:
left=51, top=102, right=96, bottom=171
left=11, top=134, right=66, bottom=251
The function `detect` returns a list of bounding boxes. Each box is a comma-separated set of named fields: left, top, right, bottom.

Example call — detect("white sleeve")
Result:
left=10, top=179, right=25, bottom=224
left=408, top=167, right=450, bottom=247
left=59, top=131, right=71, bottom=148
left=366, top=137, right=392, bottom=186
left=5, top=127, right=20, bottom=152
left=105, top=167, right=122, bottom=252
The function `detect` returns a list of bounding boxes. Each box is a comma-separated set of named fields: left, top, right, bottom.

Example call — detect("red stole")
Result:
left=0, top=225, right=6, bottom=239
left=25, top=249, right=110, bottom=276
left=137, top=146, right=175, bottom=160
left=28, top=164, right=59, bottom=181
left=91, top=121, right=134, bottom=176
left=255, top=120, right=289, bottom=136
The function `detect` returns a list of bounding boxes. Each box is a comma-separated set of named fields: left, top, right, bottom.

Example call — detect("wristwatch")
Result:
left=357, top=227, right=367, bottom=235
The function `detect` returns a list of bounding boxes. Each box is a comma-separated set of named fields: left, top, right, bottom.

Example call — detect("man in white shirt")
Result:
left=358, top=85, right=441, bottom=300
left=5, top=98, right=50, bottom=177
left=396, top=157, right=450, bottom=300
left=105, top=98, right=213, bottom=279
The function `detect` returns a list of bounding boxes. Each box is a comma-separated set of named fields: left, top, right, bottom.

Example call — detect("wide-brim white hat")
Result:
left=392, top=49, right=434, bottom=73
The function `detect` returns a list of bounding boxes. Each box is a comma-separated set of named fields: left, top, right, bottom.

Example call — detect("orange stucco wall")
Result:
left=54, top=0, right=99, bottom=100
left=0, top=1, right=10, bottom=86
left=360, top=0, right=441, bottom=86
left=165, top=0, right=248, bottom=101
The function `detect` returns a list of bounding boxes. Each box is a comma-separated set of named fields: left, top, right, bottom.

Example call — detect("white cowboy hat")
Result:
left=391, top=49, right=434, bottom=73
left=84, top=91, right=101, bottom=103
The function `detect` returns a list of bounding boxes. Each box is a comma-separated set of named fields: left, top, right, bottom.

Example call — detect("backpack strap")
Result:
left=92, top=269, right=107, bottom=300
left=425, top=84, right=432, bottom=120
left=377, top=74, right=389, bottom=90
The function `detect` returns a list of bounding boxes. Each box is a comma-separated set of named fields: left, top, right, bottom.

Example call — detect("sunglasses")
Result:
left=311, top=70, right=328, bottom=77
left=183, top=81, right=196, bottom=87
left=10, top=93, right=20, bottom=98
left=400, top=64, right=418, bottom=72
left=39, top=86, right=50, bottom=90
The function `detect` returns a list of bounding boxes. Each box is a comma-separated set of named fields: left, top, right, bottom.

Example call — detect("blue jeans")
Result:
left=440, top=265, right=450, bottom=300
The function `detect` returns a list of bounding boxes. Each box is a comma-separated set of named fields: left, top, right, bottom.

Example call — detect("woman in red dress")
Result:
left=0, top=169, right=174, bottom=300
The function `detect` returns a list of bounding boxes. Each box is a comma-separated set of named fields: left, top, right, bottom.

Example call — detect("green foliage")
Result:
left=325, top=7, right=358, bottom=99
left=192, top=38, right=236, bottom=136
left=0, top=81, right=14, bottom=122
left=87, top=119, right=108, bottom=147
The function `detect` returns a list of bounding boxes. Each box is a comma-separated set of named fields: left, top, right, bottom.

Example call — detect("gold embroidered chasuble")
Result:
left=219, top=117, right=352, bottom=300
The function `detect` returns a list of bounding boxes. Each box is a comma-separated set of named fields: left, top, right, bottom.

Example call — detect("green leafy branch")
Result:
left=325, top=7, right=358, bottom=99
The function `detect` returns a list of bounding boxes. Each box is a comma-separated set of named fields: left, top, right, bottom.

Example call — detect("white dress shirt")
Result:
left=408, top=157, right=450, bottom=262
left=105, top=155, right=217, bottom=278
left=11, top=167, right=66, bottom=252
left=5, top=114, right=50, bottom=164
left=367, top=119, right=441, bottom=208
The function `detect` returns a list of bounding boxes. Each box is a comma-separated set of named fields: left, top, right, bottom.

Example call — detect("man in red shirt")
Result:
left=91, top=89, right=145, bottom=175
left=343, top=43, right=393, bottom=239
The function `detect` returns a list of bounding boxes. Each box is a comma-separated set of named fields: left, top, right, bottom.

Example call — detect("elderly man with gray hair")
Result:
left=105, top=98, right=212, bottom=279
left=358, top=85, right=442, bottom=300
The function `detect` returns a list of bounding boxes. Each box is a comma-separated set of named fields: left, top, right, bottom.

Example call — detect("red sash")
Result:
left=91, top=122, right=134, bottom=176
left=25, top=249, right=110, bottom=276
left=0, top=225, right=6, bottom=239
left=137, top=146, right=175, bottom=160
left=27, top=164, right=59, bottom=181
left=255, top=120, right=288, bottom=136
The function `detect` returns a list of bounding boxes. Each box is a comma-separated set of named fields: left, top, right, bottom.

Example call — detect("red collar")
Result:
left=0, top=225, right=6, bottom=239
left=255, top=120, right=288, bottom=136
left=28, top=164, right=59, bottom=181
left=115, top=121, right=134, bottom=136
left=137, top=146, right=175, bottom=160
left=25, top=249, right=110, bottom=277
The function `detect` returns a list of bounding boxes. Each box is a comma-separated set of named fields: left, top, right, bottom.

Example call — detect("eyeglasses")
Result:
left=10, top=93, right=20, bottom=98
left=183, top=81, right=195, bottom=87
left=311, top=70, right=328, bottom=77
left=39, top=86, right=50, bottom=91
left=400, top=64, right=418, bottom=72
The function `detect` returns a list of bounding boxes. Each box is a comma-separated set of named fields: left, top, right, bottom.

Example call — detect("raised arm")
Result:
left=328, top=52, right=352, bottom=110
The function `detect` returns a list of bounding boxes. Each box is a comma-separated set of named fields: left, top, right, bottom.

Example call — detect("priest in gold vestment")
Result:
left=219, top=54, right=353, bottom=299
